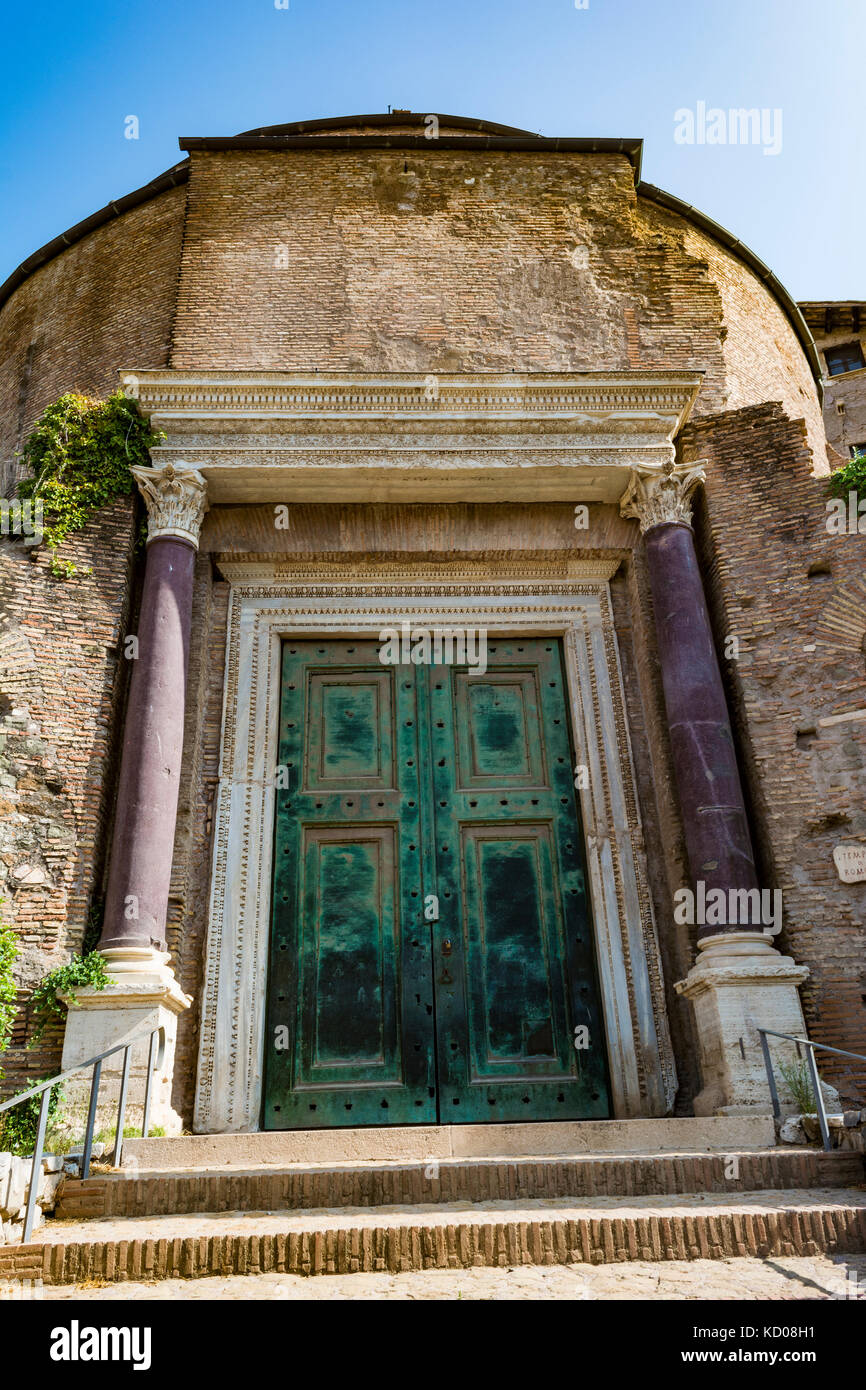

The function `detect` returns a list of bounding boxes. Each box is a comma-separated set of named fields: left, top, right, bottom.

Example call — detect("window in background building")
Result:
left=850, top=443, right=866, bottom=458
left=826, top=342, right=866, bottom=376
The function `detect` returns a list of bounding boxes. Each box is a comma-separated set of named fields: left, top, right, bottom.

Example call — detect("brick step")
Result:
left=4, top=1189, right=866, bottom=1285
left=55, top=1149, right=864, bottom=1221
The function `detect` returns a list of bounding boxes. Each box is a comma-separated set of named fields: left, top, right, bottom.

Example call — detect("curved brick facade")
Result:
left=0, top=185, right=187, bottom=488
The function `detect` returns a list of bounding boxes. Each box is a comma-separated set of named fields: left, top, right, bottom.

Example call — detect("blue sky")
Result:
left=1, top=0, right=862, bottom=299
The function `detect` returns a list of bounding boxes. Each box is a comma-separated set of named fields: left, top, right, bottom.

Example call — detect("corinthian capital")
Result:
left=130, top=462, right=209, bottom=549
left=619, top=459, right=707, bottom=534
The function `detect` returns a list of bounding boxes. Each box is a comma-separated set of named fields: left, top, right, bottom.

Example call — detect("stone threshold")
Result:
left=123, top=1115, right=777, bottom=1170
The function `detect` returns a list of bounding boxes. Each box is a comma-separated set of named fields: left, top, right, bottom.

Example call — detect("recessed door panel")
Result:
left=462, top=825, right=569, bottom=1074
left=306, top=671, right=393, bottom=789
left=300, top=827, right=396, bottom=1079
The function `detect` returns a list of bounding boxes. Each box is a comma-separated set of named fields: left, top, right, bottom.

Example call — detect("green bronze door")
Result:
left=263, top=637, right=610, bottom=1129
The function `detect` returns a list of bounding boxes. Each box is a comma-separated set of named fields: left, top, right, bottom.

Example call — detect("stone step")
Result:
left=4, top=1189, right=866, bottom=1285
left=55, top=1148, right=865, bottom=1221
left=121, top=1115, right=777, bottom=1169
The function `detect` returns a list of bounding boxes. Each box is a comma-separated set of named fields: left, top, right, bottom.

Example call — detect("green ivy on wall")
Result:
left=0, top=911, right=20, bottom=1084
left=827, top=452, right=866, bottom=506
left=17, top=390, right=163, bottom=577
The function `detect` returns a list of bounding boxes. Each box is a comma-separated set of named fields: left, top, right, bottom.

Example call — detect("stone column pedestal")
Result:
left=60, top=463, right=207, bottom=1144
left=59, top=948, right=191, bottom=1138
left=674, top=933, right=809, bottom=1115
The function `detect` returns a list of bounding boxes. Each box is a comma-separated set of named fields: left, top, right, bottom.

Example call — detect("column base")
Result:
left=59, top=947, right=191, bottom=1143
left=675, top=932, right=809, bottom=1117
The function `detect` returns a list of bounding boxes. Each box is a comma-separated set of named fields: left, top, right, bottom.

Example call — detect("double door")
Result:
left=263, top=637, right=610, bottom=1127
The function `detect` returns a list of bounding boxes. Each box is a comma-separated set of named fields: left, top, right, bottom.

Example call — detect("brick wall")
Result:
left=0, top=499, right=139, bottom=1096
left=169, top=148, right=819, bottom=444
left=0, top=185, right=186, bottom=491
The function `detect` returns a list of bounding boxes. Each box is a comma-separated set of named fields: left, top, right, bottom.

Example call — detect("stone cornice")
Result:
left=123, top=369, right=702, bottom=426
left=216, top=557, right=624, bottom=587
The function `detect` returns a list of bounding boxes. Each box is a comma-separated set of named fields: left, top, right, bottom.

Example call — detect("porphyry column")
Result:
left=620, top=461, right=809, bottom=1116
left=60, top=463, right=208, bottom=1135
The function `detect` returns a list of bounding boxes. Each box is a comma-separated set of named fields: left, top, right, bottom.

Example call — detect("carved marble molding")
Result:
left=131, top=462, right=209, bottom=548
left=126, top=369, right=703, bottom=423
left=193, top=564, right=677, bottom=1133
left=120, top=369, right=703, bottom=505
left=619, top=460, right=708, bottom=534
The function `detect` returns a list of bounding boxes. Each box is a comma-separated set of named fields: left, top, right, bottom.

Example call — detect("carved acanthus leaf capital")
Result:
left=619, top=459, right=707, bottom=534
left=130, top=462, right=209, bottom=549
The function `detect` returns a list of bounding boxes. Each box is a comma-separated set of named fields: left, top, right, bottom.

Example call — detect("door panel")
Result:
left=430, top=640, right=611, bottom=1123
left=299, top=826, right=397, bottom=1079
left=263, top=636, right=611, bottom=1128
left=263, top=641, right=436, bottom=1129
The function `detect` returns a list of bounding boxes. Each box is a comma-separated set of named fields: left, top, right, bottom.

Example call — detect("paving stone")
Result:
left=38, top=1253, right=866, bottom=1302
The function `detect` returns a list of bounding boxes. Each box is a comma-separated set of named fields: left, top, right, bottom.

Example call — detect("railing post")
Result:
left=81, top=1059, right=102, bottom=1179
left=805, top=1043, right=832, bottom=1151
left=142, top=1030, right=158, bottom=1139
left=758, top=1029, right=781, bottom=1119
left=114, top=1045, right=132, bottom=1168
left=22, top=1086, right=52, bottom=1244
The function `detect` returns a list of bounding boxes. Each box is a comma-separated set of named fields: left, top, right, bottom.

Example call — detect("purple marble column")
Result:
left=621, top=461, right=760, bottom=939
left=99, top=464, right=208, bottom=955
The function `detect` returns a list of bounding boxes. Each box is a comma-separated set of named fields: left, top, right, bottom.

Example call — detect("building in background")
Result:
left=799, top=301, right=866, bottom=461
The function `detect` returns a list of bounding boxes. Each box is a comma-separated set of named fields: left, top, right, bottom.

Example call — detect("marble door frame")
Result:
left=192, top=559, right=676, bottom=1132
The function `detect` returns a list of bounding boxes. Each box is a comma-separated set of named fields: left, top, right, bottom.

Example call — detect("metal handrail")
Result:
left=0, top=1023, right=165, bottom=1242
left=757, top=1027, right=866, bottom=1153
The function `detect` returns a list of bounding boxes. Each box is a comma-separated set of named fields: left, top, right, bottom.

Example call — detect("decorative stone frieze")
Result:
left=131, top=462, right=209, bottom=548
left=619, top=459, right=707, bottom=533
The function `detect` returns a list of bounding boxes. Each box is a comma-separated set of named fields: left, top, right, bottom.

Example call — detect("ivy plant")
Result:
left=17, top=390, right=163, bottom=577
left=0, top=909, right=20, bottom=1084
left=827, top=452, right=866, bottom=506
left=0, top=1079, right=65, bottom=1157
left=27, top=952, right=113, bottom=1045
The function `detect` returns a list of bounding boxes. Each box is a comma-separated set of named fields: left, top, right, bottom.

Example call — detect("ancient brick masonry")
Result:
left=0, top=499, right=139, bottom=1090
left=0, top=187, right=186, bottom=493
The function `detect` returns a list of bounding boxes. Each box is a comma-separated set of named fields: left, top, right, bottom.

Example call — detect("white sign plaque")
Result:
left=833, top=843, right=866, bottom=884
